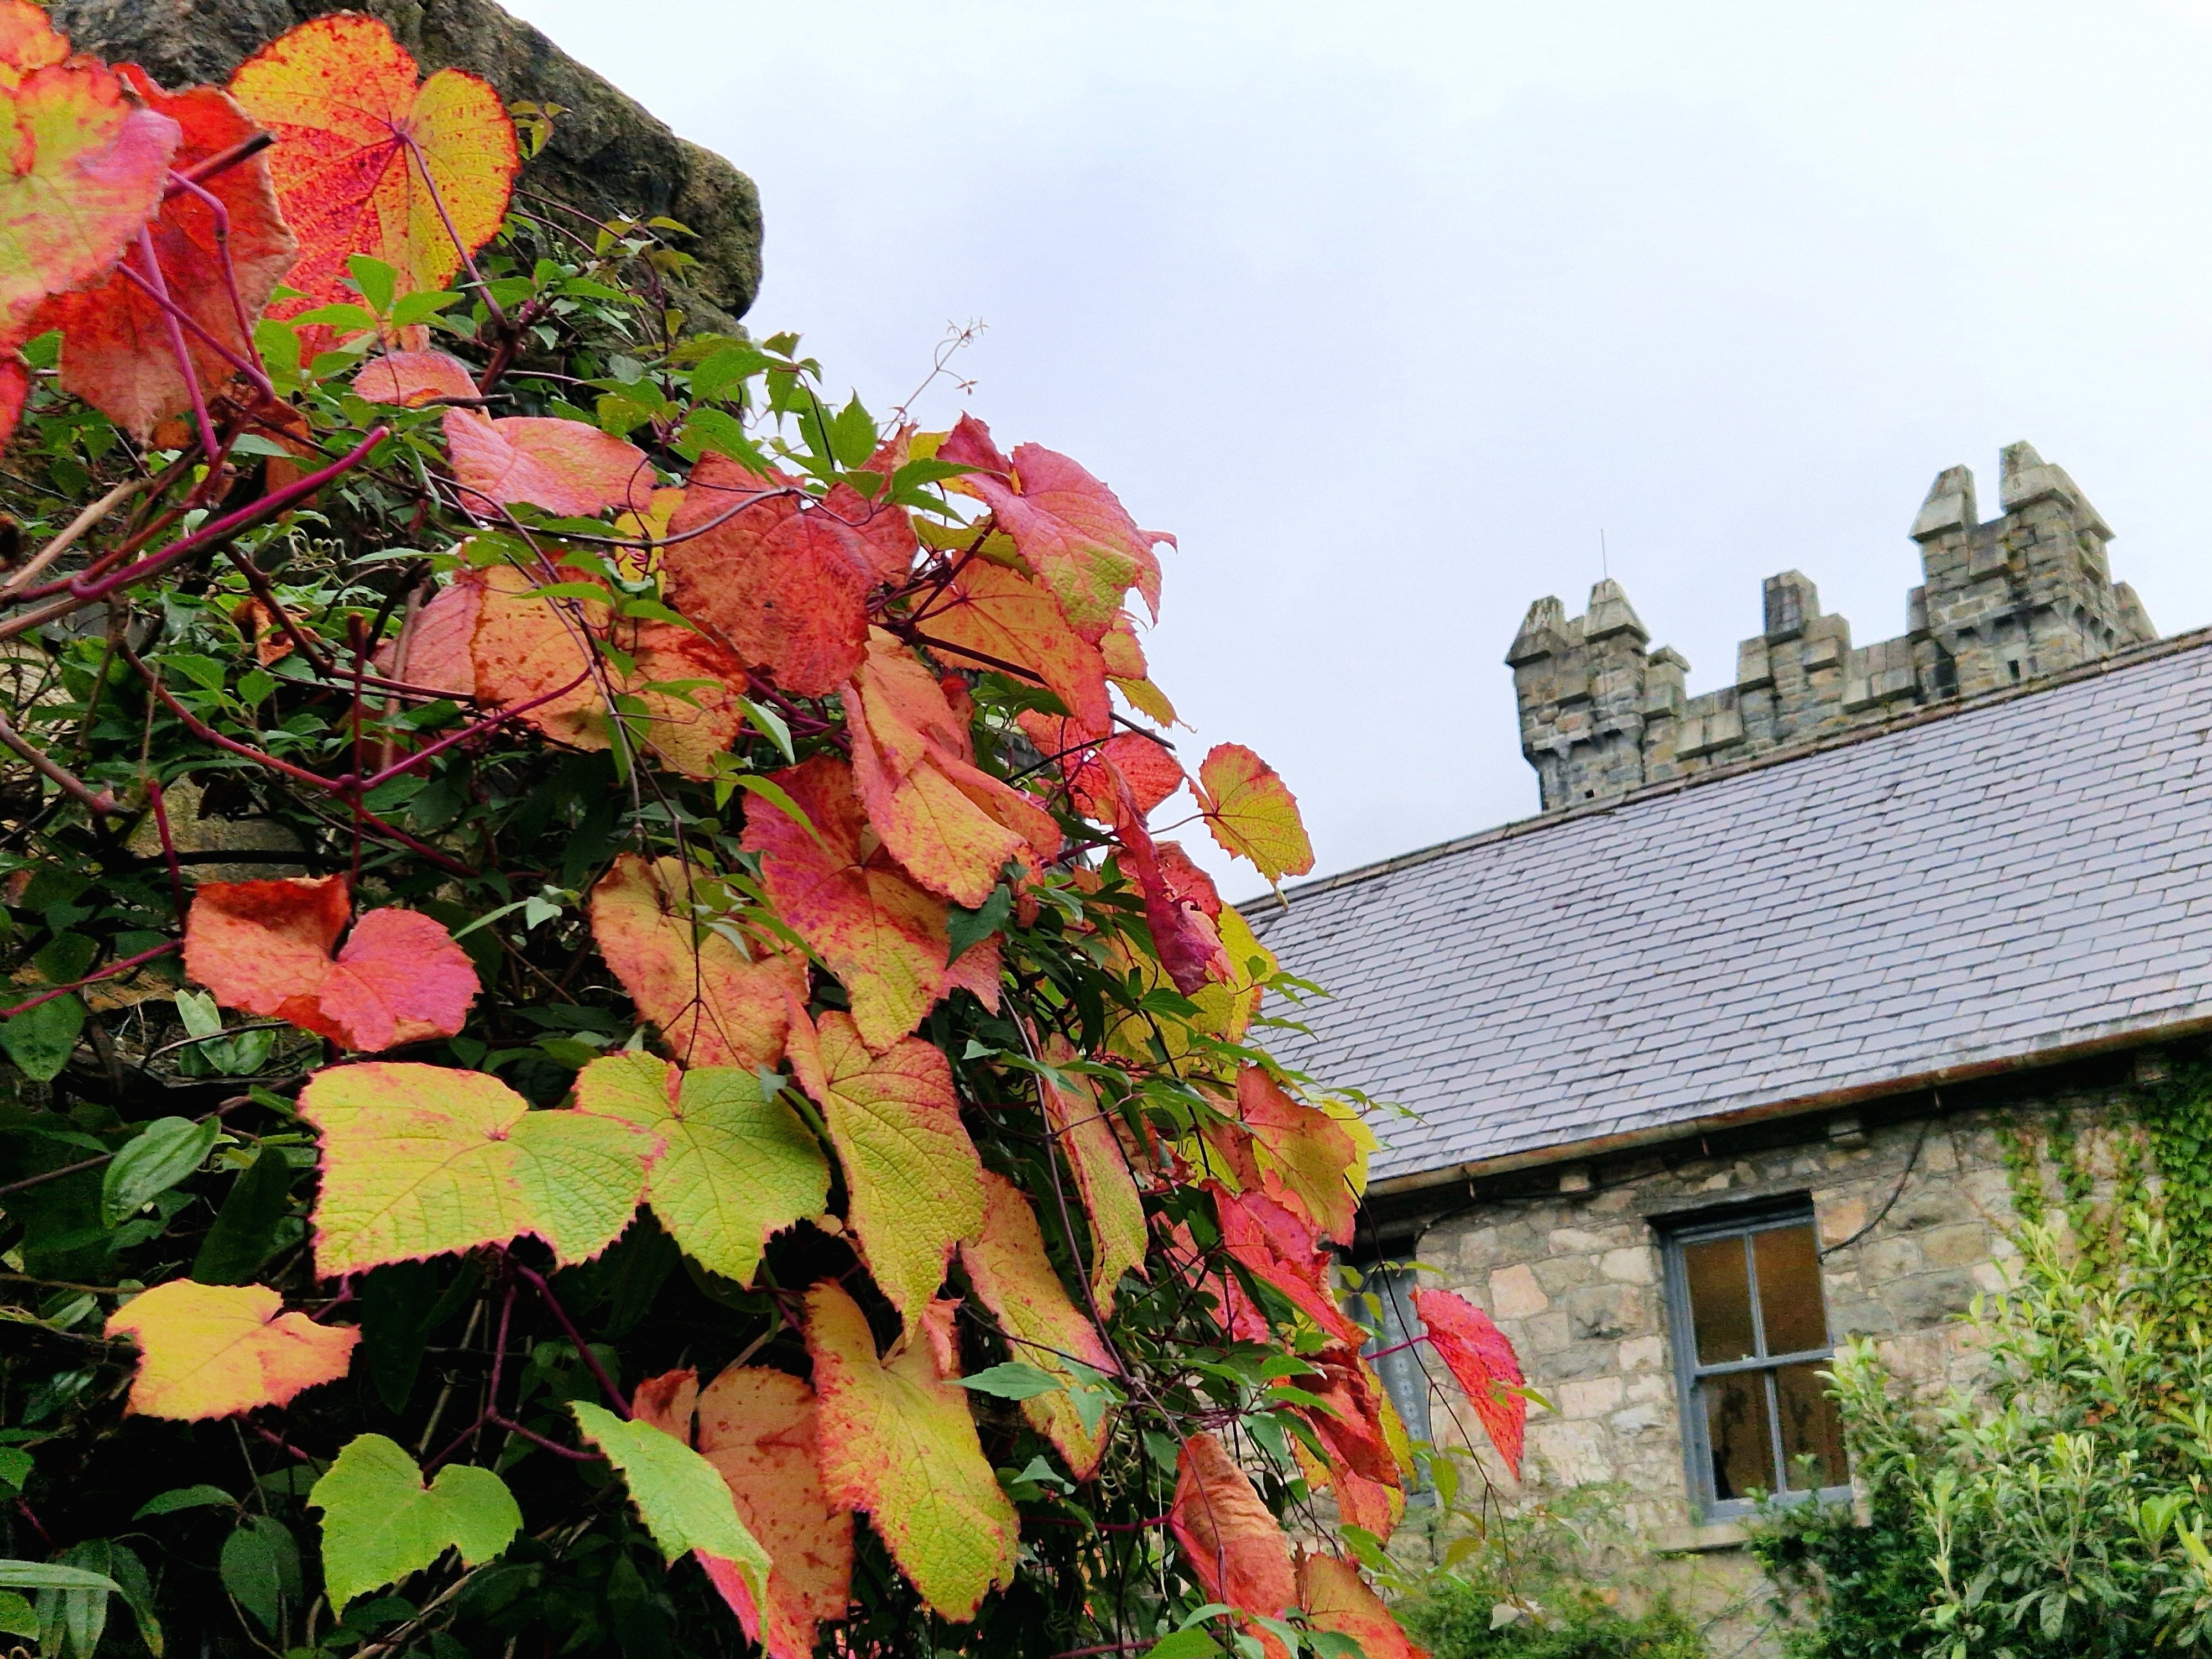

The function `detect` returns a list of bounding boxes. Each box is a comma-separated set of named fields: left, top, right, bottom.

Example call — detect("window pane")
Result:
left=1683, top=1235, right=1757, bottom=1364
left=1754, top=1224, right=1828, bottom=1357
left=1361, top=1267, right=1433, bottom=1447
left=1702, top=1370, right=1773, bottom=1501
left=1775, top=1361, right=1849, bottom=1491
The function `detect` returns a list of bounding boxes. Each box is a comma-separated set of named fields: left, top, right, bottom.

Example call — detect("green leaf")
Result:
left=947, top=886, right=1013, bottom=963
left=291, top=301, right=380, bottom=334
left=2, top=993, right=84, bottom=1082
left=101, top=1117, right=218, bottom=1228
left=957, top=1361, right=1062, bottom=1401
left=690, top=345, right=768, bottom=403
left=191, top=1146, right=295, bottom=1285
left=0, top=1563, right=121, bottom=1593
left=0, top=1447, right=29, bottom=1495
left=0, top=1589, right=32, bottom=1639
left=133, top=1485, right=236, bottom=1520
left=738, top=698, right=795, bottom=764
left=33, top=933, right=96, bottom=986
left=309, top=1434, right=520, bottom=1610
left=1144, top=1632, right=1223, bottom=1659
left=675, top=407, right=767, bottom=471
left=567, top=1401, right=770, bottom=1605
left=228, top=433, right=296, bottom=460
left=219, top=1519, right=289, bottom=1634
left=828, top=396, right=879, bottom=468
left=345, top=255, right=397, bottom=314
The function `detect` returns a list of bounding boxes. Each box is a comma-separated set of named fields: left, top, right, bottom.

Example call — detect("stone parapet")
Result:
left=1510, top=443, right=2158, bottom=811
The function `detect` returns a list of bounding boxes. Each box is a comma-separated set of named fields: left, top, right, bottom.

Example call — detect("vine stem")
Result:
left=0, top=476, right=148, bottom=597
left=509, top=1258, right=630, bottom=1417
left=132, top=226, right=217, bottom=461
left=0, top=940, right=181, bottom=1021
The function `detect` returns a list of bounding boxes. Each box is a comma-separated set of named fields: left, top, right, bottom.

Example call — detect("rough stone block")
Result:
left=1559, top=1375, right=1625, bottom=1418
left=1601, top=1245, right=1656, bottom=1284
left=1490, top=1262, right=1550, bottom=1319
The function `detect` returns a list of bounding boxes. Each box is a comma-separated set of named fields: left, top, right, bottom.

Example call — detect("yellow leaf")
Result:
left=1196, top=744, right=1314, bottom=884
left=106, top=1281, right=357, bottom=1421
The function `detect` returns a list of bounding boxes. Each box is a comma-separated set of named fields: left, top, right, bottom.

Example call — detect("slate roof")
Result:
left=1246, top=633, right=2212, bottom=1191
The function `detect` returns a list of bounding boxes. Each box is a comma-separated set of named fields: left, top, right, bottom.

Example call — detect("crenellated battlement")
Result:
left=1509, top=442, right=2159, bottom=811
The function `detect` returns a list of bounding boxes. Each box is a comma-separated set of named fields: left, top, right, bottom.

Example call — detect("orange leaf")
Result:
left=1036, top=1039, right=1147, bottom=1317
left=357, top=348, right=477, bottom=406
left=946, top=934, right=1003, bottom=1010
left=631, top=1366, right=699, bottom=1443
left=468, top=562, right=749, bottom=780
left=806, top=1283, right=1018, bottom=1621
left=0, top=6, right=179, bottom=348
left=184, top=874, right=477, bottom=1052
left=106, top=1280, right=357, bottom=1420
left=33, top=70, right=294, bottom=441
left=445, top=410, right=654, bottom=518
left=229, top=13, right=517, bottom=315
left=1235, top=1066, right=1358, bottom=1245
left=1213, top=1183, right=1364, bottom=1348
left=1411, top=1287, right=1527, bottom=1478
left=786, top=1008, right=985, bottom=1335
left=387, top=568, right=482, bottom=696
left=692, top=1366, right=854, bottom=1659
left=940, top=415, right=1170, bottom=639
left=959, top=1170, right=1119, bottom=1477
left=1196, top=744, right=1314, bottom=884
left=918, top=559, right=1111, bottom=735
left=589, top=854, right=805, bottom=1069
left=1170, top=1431, right=1296, bottom=1624
left=1276, top=1347, right=1398, bottom=1495
left=661, top=454, right=883, bottom=697
left=1298, top=1553, right=1428, bottom=1659
left=740, top=754, right=950, bottom=1052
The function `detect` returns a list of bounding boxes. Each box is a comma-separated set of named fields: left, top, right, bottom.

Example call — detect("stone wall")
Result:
left=1384, top=1055, right=2150, bottom=1654
left=1508, top=442, right=2159, bottom=812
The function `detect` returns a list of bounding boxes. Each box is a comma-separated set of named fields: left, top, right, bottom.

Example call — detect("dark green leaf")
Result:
left=101, top=1117, right=218, bottom=1228
left=191, top=1147, right=295, bottom=1285
left=2, top=994, right=84, bottom=1083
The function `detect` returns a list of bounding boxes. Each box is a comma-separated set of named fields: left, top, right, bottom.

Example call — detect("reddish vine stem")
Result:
left=0, top=705, right=118, bottom=814
left=509, top=1258, right=630, bottom=1418
left=132, top=226, right=217, bottom=462
left=0, top=940, right=182, bottom=1022
left=162, top=167, right=272, bottom=400
left=113, top=261, right=269, bottom=401
left=165, top=131, right=274, bottom=193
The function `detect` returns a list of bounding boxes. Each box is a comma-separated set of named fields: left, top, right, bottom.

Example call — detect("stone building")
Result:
left=1249, top=445, right=2212, bottom=1646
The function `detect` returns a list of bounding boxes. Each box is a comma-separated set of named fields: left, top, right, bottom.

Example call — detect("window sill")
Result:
left=1651, top=1521, right=1751, bottom=1554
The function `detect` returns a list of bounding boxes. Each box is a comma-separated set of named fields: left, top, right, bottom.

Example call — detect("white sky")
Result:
left=512, top=0, right=2212, bottom=891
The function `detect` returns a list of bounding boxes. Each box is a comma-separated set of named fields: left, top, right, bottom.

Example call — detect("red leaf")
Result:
left=357, top=349, right=477, bottom=407
left=918, top=559, right=1111, bottom=735
left=1213, top=1183, right=1364, bottom=1349
left=387, top=569, right=482, bottom=697
left=445, top=410, right=654, bottom=518
left=1277, top=1347, right=1397, bottom=1491
left=1114, top=788, right=1228, bottom=996
left=184, top=875, right=477, bottom=1052
left=32, top=70, right=296, bottom=441
left=661, top=453, right=883, bottom=697
left=1411, top=1287, right=1527, bottom=1478
left=1170, top=1431, right=1296, bottom=1624
left=1236, top=1065, right=1359, bottom=1245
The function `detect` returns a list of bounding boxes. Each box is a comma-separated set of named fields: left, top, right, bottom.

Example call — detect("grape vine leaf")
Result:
left=1410, top=1288, right=1527, bottom=1478
left=228, top=14, right=518, bottom=314
left=385, top=568, right=482, bottom=696
left=1068, top=731, right=1184, bottom=822
left=184, top=877, right=478, bottom=1052
left=569, top=1400, right=771, bottom=1615
left=805, top=1282, right=1018, bottom=1622
left=1169, top=1432, right=1296, bottom=1626
left=574, top=1052, right=828, bottom=1286
left=106, top=1281, right=358, bottom=1420
left=740, top=755, right=950, bottom=1051
left=299, top=1062, right=657, bottom=1276
left=940, top=415, right=1170, bottom=639
left=916, top=558, right=1112, bottom=737
left=630, top=1366, right=698, bottom=1442
left=958, top=1171, right=1119, bottom=1478
left=444, top=411, right=654, bottom=518
left=1194, top=745, right=1314, bottom=884
left=0, top=4, right=180, bottom=348
left=1036, top=1041, right=1147, bottom=1317
left=1235, top=1066, right=1359, bottom=1245
left=308, top=1434, right=520, bottom=1610
left=1114, top=786, right=1229, bottom=997
left=786, top=1008, right=985, bottom=1335
left=695, top=1366, right=855, bottom=1659
left=1297, top=1552, right=1428, bottom=1659
left=356, top=349, right=476, bottom=407
left=33, top=72, right=296, bottom=441
left=1212, top=1185, right=1364, bottom=1348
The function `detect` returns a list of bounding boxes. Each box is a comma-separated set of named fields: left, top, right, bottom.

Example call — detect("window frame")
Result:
left=1660, top=1201, right=1852, bottom=1521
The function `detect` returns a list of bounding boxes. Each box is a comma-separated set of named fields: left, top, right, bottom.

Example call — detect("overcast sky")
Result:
left=512, top=0, right=2212, bottom=892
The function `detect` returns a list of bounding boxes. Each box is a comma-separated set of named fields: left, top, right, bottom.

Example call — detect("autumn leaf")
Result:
left=1170, top=1432, right=1296, bottom=1626
left=1235, top=1066, right=1359, bottom=1245
left=228, top=13, right=518, bottom=315
left=1115, top=786, right=1229, bottom=997
left=1035, top=1042, right=1148, bottom=1317
left=661, top=453, right=884, bottom=697
left=1213, top=1184, right=1364, bottom=1349
left=299, top=1062, right=656, bottom=1276
left=33, top=71, right=296, bottom=442
left=386, top=568, right=482, bottom=696
left=631, top=1367, right=699, bottom=1443
left=805, top=1282, right=1018, bottom=1622
left=959, top=1171, right=1119, bottom=1478
left=575, top=1052, right=828, bottom=1286
left=469, top=561, right=751, bottom=780
left=0, top=6, right=179, bottom=348
left=1195, top=745, right=1314, bottom=884
left=940, top=415, right=1170, bottom=639
left=1298, top=1552, right=1428, bottom=1659
left=445, top=410, right=654, bottom=518
left=356, top=349, right=476, bottom=407
left=613, top=486, right=686, bottom=582
left=1274, top=1347, right=1398, bottom=1499
left=786, top=1008, right=985, bottom=1335
left=1410, top=1288, right=1527, bottom=1478
left=848, top=630, right=1061, bottom=908
left=106, top=1281, right=357, bottom=1420
left=183, top=875, right=477, bottom=1052
left=692, top=1366, right=854, bottom=1659
left=916, top=558, right=1111, bottom=736
left=309, top=1434, right=520, bottom=1610
left=570, top=1400, right=771, bottom=1616
left=588, top=854, right=805, bottom=1070
left=740, top=755, right=950, bottom=1052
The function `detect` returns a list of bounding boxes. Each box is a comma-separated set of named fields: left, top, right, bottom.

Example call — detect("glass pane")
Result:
left=1683, top=1235, right=1757, bottom=1364
left=1702, top=1370, right=1774, bottom=1501
left=1754, top=1224, right=1828, bottom=1357
left=1775, top=1361, right=1849, bottom=1491
left=1361, top=1268, right=1433, bottom=1447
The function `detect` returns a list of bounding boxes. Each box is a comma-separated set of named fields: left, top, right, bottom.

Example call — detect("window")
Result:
left=1359, top=1264, right=1432, bottom=1449
left=1662, top=1206, right=1849, bottom=1517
